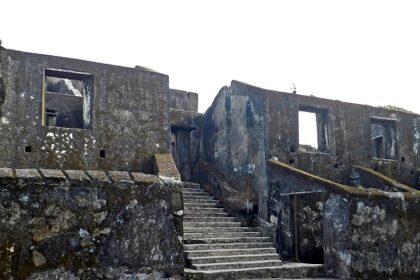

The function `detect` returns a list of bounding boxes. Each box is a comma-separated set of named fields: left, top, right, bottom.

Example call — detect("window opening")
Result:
left=43, top=69, right=93, bottom=129
left=298, top=106, right=329, bottom=153
left=370, top=118, right=397, bottom=160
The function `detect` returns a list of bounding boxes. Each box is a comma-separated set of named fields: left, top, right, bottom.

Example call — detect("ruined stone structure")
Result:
left=0, top=46, right=419, bottom=280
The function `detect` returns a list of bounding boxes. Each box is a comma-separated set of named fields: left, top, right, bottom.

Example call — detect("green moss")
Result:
left=269, top=159, right=420, bottom=200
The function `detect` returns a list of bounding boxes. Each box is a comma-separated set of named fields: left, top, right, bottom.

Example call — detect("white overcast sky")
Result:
left=1, top=0, right=420, bottom=115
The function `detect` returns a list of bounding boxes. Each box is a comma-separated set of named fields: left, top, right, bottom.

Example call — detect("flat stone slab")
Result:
left=15, top=169, right=42, bottom=183
left=64, top=170, right=91, bottom=185
left=131, top=172, right=159, bottom=185
left=39, top=169, right=67, bottom=185
left=184, top=263, right=325, bottom=280
left=86, top=171, right=110, bottom=182
left=0, top=167, right=15, bottom=184
left=108, top=171, right=132, bottom=182
left=154, top=153, right=180, bottom=179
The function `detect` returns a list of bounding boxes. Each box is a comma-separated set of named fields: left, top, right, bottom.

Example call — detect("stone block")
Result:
left=15, top=169, right=42, bottom=185
left=39, top=169, right=67, bottom=186
left=154, top=153, right=180, bottom=179
left=108, top=171, right=134, bottom=188
left=0, top=167, right=15, bottom=185
left=86, top=170, right=109, bottom=182
left=108, top=171, right=132, bottom=182
left=63, top=170, right=91, bottom=186
left=131, top=172, right=159, bottom=185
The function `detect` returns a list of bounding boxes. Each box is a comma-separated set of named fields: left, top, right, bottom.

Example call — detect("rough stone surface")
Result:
left=269, top=161, right=420, bottom=279
left=170, top=109, right=202, bottom=182
left=0, top=168, right=15, bottom=184
left=64, top=170, right=91, bottom=186
left=154, top=154, right=181, bottom=179
left=86, top=170, right=109, bottom=182
left=27, top=268, right=181, bottom=280
left=200, top=81, right=420, bottom=223
left=131, top=172, right=160, bottom=185
left=107, top=171, right=131, bottom=181
left=170, top=89, right=198, bottom=112
left=0, top=169, right=183, bottom=279
left=0, top=49, right=170, bottom=172
left=15, top=169, right=42, bottom=184
left=39, top=169, right=67, bottom=185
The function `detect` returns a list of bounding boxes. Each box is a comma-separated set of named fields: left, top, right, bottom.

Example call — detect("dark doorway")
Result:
left=171, top=125, right=195, bottom=181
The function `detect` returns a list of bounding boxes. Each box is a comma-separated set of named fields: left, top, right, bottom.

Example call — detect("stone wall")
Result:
left=0, top=167, right=183, bottom=279
left=0, top=48, right=170, bottom=172
left=200, top=80, right=420, bottom=220
left=264, top=84, right=420, bottom=188
left=169, top=89, right=202, bottom=182
left=201, top=83, right=268, bottom=218
left=269, top=160, right=420, bottom=279
left=169, top=89, right=198, bottom=112
left=324, top=192, right=420, bottom=279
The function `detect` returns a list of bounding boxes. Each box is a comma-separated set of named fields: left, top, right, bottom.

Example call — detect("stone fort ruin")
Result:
left=0, top=45, right=419, bottom=279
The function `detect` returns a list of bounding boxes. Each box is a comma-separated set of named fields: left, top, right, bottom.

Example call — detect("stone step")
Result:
left=184, top=217, right=237, bottom=222
left=184, top=202, right=220, bottom=207
left=184, top=227, right=254, bottom=233
left=186, top=247, right=277, bottom=257
left=182, top=188, right=208, bottom=193
left=182, top=182, right=201, bottom=189
left=185, top=231, right=261, bottom=239
left=184, top=207, right=224, bottom=211
left=184, top=236, right=271, bottom=244
left=192, top=259, right=283, bottom=271
left=247, top=278, right=336, bottom=280
left=189, top=253, right=280, bottom=264
left=184, top=221, right=242, bottom=228
left=184, top=263, right=325, bottom=279
left=184, top=198, right=218, bottom=203
left=184, top=207, right=226, bottom=213
left=184, top=212, right=227, bottom=217
left=183, top=193, right=213, bottom=198
left=184, top=242, right=275, bottom=251
left=184, top=212, right=230, bottom=218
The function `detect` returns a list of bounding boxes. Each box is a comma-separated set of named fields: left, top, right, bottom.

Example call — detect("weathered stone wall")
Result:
left=264, top=85, right=420, bottom=188
left=0, top=168, right=183, bottom=279
left=200, top=83, right=268, bottom=218
left=324, top=193, right=420, bottom=279
left=0, top=48, right=170, bottom=172
left=201, top=80, right=420, bottom=220
left=169, top=89, right=202, bottom=182
left=353, top=165, right=419, bottom=193
left=269, top=160, right=420, bottom=279
left=169, top=89, right=198, bottom=112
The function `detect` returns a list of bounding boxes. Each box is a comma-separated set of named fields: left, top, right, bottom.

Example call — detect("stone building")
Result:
left=0, top=46, right=419, bottom=279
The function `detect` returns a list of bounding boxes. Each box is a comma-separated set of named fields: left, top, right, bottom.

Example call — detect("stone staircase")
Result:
left=181, top=182, right=326, bottom=280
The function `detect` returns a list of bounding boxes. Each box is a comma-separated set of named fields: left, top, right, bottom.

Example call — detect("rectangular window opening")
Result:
left=298, top=106, right=329, bottom=153
left=43, top=69, right=93, bottom=129
left=370, top=118, right=397, bottom=160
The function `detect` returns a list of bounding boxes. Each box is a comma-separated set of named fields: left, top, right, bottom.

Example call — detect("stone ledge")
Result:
left=154, top=153, right=181, bottom=180
left=15, top=169, right=42, bottom=184
left=39, top=169, right=67, bottom=186
left=64, top=170, right=91, bottom=186
left=0, top=167, right=15, bottom=184
left=108, top=171, right=132, bottom=183
left=0, top=167, right=166, bottom=188
left=131, top=172, right=159, bottom=185
left=86, top=170, right=110, bottom=183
